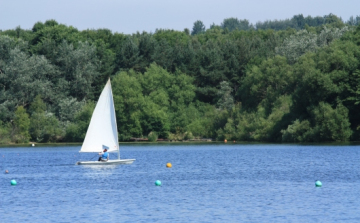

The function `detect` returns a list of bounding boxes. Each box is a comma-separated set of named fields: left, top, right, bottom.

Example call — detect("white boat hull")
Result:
left=76, top=159, right=135, bottom=165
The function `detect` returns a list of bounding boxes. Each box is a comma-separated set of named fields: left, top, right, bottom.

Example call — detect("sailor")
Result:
left=98, top=149, right=109, bottom=161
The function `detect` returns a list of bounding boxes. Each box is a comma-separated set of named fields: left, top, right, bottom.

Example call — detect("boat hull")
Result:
left=76, top=159, right=135, bottom=165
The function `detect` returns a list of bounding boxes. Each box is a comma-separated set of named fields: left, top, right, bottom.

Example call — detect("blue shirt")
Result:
left=102, top=152, right=109, bottom=160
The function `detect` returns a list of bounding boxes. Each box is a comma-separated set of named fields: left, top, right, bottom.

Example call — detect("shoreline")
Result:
left=1, top=141, right=360, bottom=147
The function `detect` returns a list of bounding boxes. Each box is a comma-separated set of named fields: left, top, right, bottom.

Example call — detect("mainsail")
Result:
left=80, top=79, right=119, bottom=153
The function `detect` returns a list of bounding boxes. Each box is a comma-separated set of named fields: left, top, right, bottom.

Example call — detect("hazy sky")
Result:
left=1, top=0, right=359, bottom=34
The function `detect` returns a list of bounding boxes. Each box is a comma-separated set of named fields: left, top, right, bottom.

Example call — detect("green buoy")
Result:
left=10, top=179, right=17, bottom=186
left=155, top=180, right=161, bottom=186
left=315, top=180, right=322, bottom=187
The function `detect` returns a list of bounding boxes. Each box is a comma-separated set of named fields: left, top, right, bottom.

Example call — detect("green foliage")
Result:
left=250, top=95, right=292, bottom=141
left=13, top=106, right=31, bottom=143
left=153, top=29, right=190, bottom=46
left=0, top=46, right=57, bottom=115
left=185, top=102, right=217, bottom=138
left=57, top=97, right=85, bottom=122
left=112, top=70, right=143, bottom=140
left=32, top=23, right=82, bottom=47
left=216, top=118, right=237, bottom=141
left=216, top=81, right=234, bottom=110
left=191, top=20, right=206, bottom=35
left=147, top=131, right=158, bottom=142
left=346, top=16, right=360, bottom=26
left=116, top=36, right=140, bottom=72
left=29, top=96, right=63, bottom=142
left=217, top=95, right=292, bottom=141
left=141, top=99, right=170, bottom=138
left=184, top=131, right=194, bottom=140
left=29, top=95, right=46, bottom=114
left=310, top=102, right=352, bottom=141
left=276, top=30, right=318, bottom=64
left=65, top=101, right=94, bottom=142
left=255, top=14, right=345, bottom=31
left=291, top=53, right=337, bottom=114
left=44, top=19, right=59, bottom=27
left=324, top=14, right=344, bottom=28
left=221, top=18, right=253, bottom=31
left=0, top=26, right=34, bottom=41
left=113, top=64, right=199, bottom=139
left=1, top=15, right=360, bottom=143
left=32, top=22, right=45, bottom=32
left=281, top=119, right=311, bottom=142
left=0, top=120, right=11, bottom=144
left=239, top=56, right=294, bottom=113
left=56, top=40, right=100, bottom=100
left=282, top=102, right=352, bottom=142
left=256, top=18, right=296, bottom=30
left=167, top=131, right=194, bottom=141
left=30, top=112, right=63, bottom=142
left=276, top=26, right=350, bottom=64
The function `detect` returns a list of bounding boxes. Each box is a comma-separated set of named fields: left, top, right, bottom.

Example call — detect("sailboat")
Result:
left=76, top=79, right=135, bottom=165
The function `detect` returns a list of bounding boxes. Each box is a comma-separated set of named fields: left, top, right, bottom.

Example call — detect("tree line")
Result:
left=1, top=13, right=360, bottom=144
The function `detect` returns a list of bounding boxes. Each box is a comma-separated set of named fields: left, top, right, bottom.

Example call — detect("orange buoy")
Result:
left=224, top=139, right=227, bottom=143
left=166, top=163, right=172, bottom=168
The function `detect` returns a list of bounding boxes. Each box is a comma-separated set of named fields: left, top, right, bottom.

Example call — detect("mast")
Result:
left=109, top=78, right=121, bottom=160
left=117, top=145, right=120, bottom=160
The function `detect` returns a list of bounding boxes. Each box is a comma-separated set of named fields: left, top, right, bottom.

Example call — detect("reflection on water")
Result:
left=81, top=165, right=118, bottom=178
left=1, top=144, right=360, bottom=222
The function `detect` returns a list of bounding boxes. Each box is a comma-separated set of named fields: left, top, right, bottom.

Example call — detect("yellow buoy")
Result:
left=166, top=163, right=172, bottom=168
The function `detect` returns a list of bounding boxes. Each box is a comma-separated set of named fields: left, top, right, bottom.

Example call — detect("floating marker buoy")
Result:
left=5, top=170, right=9, bottom=174
left=32, top=144, right=35, bottom=147
left=315, top=180, right=322, bottom=187
left=233, top=140, right=235, bottom=143
left=224, top=139, right=227, bottom=143
left=166, top=163, right=172, bottom=168
left=10, top=179, right=17, bottom=186
left=155, top=180, right=161, bottom=186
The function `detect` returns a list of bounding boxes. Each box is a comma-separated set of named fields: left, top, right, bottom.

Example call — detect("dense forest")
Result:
left=1, top=13, right=360, bottom=144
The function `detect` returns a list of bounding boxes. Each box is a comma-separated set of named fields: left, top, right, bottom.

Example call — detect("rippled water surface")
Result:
left=1, top=143, right=360, bottom=222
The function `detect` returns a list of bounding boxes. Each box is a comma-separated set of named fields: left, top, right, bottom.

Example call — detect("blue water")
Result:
left=1, top=143, right=360, bottom=222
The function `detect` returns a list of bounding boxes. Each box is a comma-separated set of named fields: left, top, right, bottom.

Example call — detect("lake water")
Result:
left=1, top=143, right=360, bottom=222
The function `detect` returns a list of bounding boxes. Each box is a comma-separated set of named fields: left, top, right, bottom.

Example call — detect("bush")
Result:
left=0, top=121, right=11, bottom=144
left=281, top=119, right=311, bottom=142
left=309, top=102, right=352, bottom=141
left=184, top=131, right=194, bottom=140
left=148, top=131, right=158, bottom=142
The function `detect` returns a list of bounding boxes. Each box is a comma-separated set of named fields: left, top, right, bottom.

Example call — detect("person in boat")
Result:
left=98, top=149, right=109, bottom=161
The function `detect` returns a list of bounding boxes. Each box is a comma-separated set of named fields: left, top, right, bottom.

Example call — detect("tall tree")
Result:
left=56, top=40, right=100, bottom=100
left=115, top=36, right=140, bottom=72
left=12, top=106, right=30, bottom=143
left=221, top=18, right=252, bottom=31
left=191, top=20, right=206, bottom=35
left=216, top=81, right=234, bottom=110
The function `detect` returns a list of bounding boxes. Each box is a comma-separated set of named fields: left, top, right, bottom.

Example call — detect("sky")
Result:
left=1, top=0, right=359, bottom=34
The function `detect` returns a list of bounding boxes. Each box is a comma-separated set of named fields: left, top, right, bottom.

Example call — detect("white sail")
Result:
left=80, top=79, right=119, bottom=153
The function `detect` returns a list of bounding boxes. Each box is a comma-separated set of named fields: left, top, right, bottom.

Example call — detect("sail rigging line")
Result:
left=89, top=154, right=98, bottom=160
